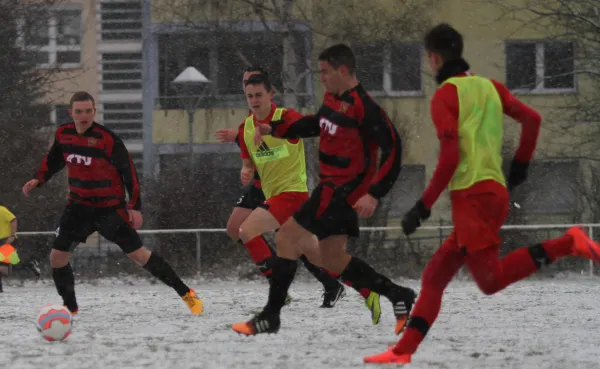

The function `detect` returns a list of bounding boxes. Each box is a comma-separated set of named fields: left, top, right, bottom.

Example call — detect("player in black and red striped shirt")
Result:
left=232, top=44, right=416, bottom=336
left=22, top=91, right=203, bottom=316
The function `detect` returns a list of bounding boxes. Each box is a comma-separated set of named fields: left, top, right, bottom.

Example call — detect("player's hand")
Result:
left=353, top=194, right=378, bottom=218
left=215, top=128, right=237, bottom=143
left=5, top=236, right=15, bottom=245
left=127, top=209, right=143, bottom=230
left=241, top=166, right=254, bottom=185
left=401, top=199, right=431, bottom=236
left=22, top=179, right=40, bottom=197
left=254, top=123, right=272, bottom=146
left=507, top=159, right=529, bottom=192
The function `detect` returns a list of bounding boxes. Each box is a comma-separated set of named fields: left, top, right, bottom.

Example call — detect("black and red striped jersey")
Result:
left=271, top=83, right=402, bottom=202
left=34, top=122, right=141, bottom=210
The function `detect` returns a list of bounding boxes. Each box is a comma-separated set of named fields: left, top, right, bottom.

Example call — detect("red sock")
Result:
left=243, top=236, right=273, bottom=264
left=542, top=235, right=573, bottom=262
left=326, top=270, right=371, bottom=299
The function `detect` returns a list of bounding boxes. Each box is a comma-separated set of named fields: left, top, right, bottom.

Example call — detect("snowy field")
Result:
left=2, top=276, right=600, bottom=369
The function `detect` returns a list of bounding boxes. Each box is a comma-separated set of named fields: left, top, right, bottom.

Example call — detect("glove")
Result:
left=507, top=159, right=529, bottom=191
left=401, top=199, right=431, bottom=236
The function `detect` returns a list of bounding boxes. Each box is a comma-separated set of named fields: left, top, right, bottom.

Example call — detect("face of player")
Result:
left=426, top=50, right=443, bottom=76
left=242, top=71, right=262, bottom=93
left=69, top=100, right=96, bottom=133
left=319, top=60, right=345, bottom=95
left=245, top=83, right=273, bottom=118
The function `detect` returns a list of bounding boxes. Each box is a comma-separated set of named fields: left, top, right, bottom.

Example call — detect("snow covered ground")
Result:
left=1, top=276, right=600, bottom=369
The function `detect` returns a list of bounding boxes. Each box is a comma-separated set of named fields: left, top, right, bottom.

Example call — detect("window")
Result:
left=354, top=43, right=422, bottom=96
left=505, top=41, right=575, bottom=92
left=511, top=160, right=579, bottom=214
left=53, top=104, right=70, bottom=124
left=101, top=53, right=143, bottom=91
left=386, top=165, right=426, bottom=217
left=21, top=7, right=82, bottom=68
left=157, top=30, right=312, bottom=109
left=100, top=1, right=142, bottom=41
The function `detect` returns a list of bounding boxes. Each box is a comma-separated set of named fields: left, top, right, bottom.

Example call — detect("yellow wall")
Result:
left=151, top=0, right=592, bottom=222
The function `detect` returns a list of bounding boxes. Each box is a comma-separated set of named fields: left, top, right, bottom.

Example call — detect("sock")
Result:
left=264, top=257, right=297, bottom=315
left=52, top=264, right=77, bottom=312
left=340, top=257, right=412, bottom=302
left=143, top=252, right=190, bottom=297
left=540, top=235, right=573, bottom=263
left=327, top=270, right=371, bottom=299
left=240, top=236, right=276, bottom=279
left=299, top=255, right=340, bottom=290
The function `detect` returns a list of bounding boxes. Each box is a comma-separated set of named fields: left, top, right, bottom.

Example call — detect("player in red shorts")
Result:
left=364, top=23, right=600, bottom=364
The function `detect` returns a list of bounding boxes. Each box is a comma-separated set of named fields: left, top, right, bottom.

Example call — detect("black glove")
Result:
left=401, top=199, right=431, bottom=236
left=507, top=159, right=529, bottom=191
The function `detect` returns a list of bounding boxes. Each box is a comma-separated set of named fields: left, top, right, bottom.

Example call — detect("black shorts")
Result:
left=235, top=184, right=266, bottom=210
left=53, top=203, right=142, bottom=254
left=293, top=181, right=360, bottom=240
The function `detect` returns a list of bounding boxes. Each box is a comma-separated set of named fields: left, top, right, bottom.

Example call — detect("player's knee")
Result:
left=226, top=218, right=240, bottom=241
left=49, top=249, right=70, bottom=268
left=127, top=247, right=151, bottom=266
left=474, top=277, right=500, bottom=295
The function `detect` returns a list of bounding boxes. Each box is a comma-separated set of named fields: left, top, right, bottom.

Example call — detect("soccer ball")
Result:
left=36, top=304, right=72, bottom=341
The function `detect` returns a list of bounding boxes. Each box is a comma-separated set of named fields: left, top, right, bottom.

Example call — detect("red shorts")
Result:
left=450, top=180, right=509, bottom=253
left=258, top=191, right=309, bottom=225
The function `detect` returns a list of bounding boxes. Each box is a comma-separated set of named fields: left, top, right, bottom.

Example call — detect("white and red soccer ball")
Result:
left=36, top=304, right=72, bottom=341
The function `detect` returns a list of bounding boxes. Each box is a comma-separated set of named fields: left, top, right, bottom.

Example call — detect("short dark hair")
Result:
left=424, top=23, right=463, bottom=61
left=318, top=44, right=357, bottom=74
left=69, top=91, right=95, bottom=108
left=243, top=66, right=269, bottom=79
left=244, top=73, right=273, bottom=92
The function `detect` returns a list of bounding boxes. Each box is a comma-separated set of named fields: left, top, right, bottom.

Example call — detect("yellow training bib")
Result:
left=243, top=108, right=308, bottom=199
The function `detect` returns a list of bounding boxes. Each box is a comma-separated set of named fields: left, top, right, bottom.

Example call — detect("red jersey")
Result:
left=271, top=84, right=402, bottom=201
left=34, top=122, right=141, bottom=210
left=421, top=70, right=542, bottom=208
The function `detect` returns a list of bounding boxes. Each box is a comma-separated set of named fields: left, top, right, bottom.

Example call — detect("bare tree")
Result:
left=0, top=0, right=80, bottom=265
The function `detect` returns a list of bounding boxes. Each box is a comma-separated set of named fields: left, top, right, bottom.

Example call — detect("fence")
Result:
left=7, top=223, right=600, bottom=280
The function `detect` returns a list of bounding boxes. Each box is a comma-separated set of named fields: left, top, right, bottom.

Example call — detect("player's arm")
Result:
left=270, top=114, right=320, bottom=139
left=238, top=122, right=255, bottom=185
left=34, top=132, right=66, bottom=185
left=492, top=80, right=541, bottom=163
left=110, top=137, right=141, bottom=210
left=420, top=85, right=461, bottom=209
left=361, top=99, right=403, bottom=199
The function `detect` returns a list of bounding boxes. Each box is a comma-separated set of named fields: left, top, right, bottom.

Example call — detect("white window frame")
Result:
left=17, top=5, right=83, bottom=69
left=51, top=104, right=70, bottom=125
left=359, top=43, right=424, bottom=98
left=505, top=40, right=576, bottom=95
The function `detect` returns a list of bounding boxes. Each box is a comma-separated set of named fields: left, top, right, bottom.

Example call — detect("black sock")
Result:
left=143, top=252, right=190, bottom=297
left=340, top=257, right=412, bottom=302
left=264, top=257, right=298, bottom=315
left=52, top=264, right=77, bottom=312
left=299, top=255, right=340, bottom=290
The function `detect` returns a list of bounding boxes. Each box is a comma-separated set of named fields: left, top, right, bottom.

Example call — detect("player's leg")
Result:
left=51, top=205, right=93, bottom=314
left=238, top=207, right=283, bottom=279
left=0, top=265, right=7, bottom=292
left=97, top=208, right=203, bottom=315
left=456, top=190, right=587, bottom=295
left=316, top=232, right=416, bottom=334
left=227, top=185, right=264, bottom=241
left=231, top=201, right=321, bottom=335
left=466, top=232, right=589, bottom=295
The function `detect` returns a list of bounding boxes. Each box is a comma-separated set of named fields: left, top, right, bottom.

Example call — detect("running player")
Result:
left=364, top=23, right=600, bottom=364
left=22, top=91, right=203, bottom=316
left=232, top=44, right=416, bottom=336
left=216, top=67, right=350, bottom=311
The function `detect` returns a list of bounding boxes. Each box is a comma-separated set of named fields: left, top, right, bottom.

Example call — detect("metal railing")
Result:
left=14, top=223, right=599, bottom=277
